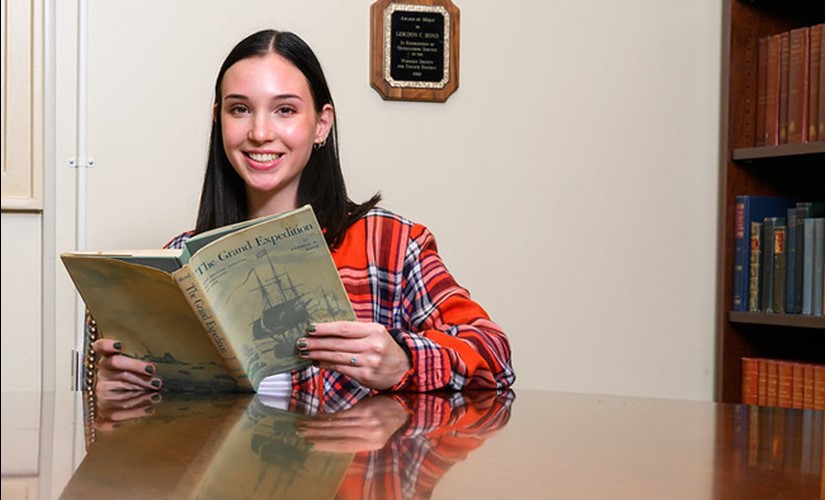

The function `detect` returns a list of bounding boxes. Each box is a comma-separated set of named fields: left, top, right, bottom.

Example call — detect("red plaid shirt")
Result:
left=167, top=208, right=515, bottom=402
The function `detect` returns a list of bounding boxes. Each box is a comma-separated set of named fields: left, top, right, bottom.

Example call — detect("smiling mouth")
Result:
left=246, top=152, right=283, bottom=162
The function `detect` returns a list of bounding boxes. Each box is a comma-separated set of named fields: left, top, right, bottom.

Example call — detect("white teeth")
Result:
left=248, top=152, right=282, bottom=162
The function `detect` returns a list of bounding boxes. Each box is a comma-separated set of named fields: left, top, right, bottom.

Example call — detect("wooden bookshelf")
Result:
left=717, top=0, right=825, bottom=404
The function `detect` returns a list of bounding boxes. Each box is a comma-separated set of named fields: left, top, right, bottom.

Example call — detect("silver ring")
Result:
left=350, top=356, right=357, bottom=365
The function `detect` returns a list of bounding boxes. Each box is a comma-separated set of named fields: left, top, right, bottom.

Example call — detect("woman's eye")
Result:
left=228, top=104, right=249, bottom=115
left=275, top=106, right=296, bottom=116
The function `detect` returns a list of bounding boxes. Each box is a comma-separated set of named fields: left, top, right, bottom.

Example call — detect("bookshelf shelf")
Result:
left=728, top=311, right=825, bottom=329
left=717, top=0, right=825, bottom=405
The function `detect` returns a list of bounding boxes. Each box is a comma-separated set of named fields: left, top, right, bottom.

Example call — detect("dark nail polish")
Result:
left=297, top=339, right=308, bottom=349
left=113, top=342, right=122, bottom=350
left=145, top=407, right=155, bottom=414
left=151, top=379, right=161, bottom=388
left=145, top=365, right=155, bottom=375
left=299, top=349, right=310, bottom=357
left=306, top=323, right=316, bottom=333
left=150, top=393, right=161, bottom=402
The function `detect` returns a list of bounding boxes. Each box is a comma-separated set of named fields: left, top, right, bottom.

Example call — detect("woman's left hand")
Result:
left=297, top=322, right=411, bottom=390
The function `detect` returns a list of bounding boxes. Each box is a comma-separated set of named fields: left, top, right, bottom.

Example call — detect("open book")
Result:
left=61, top=205, right=355, bottom=391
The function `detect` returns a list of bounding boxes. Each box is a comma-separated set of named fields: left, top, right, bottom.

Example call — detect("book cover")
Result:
left=732, top=196, right=794, bottom=312
left=809, top=24, right=821, bottom=142
left=820, top=25, right=825, bottom=140
left=61, top=205, right=356, bottom=391
left=786, top=27, right=810, bottom=144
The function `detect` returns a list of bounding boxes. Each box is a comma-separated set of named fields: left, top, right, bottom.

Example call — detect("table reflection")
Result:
left=61, top=389, right=514, bottom=499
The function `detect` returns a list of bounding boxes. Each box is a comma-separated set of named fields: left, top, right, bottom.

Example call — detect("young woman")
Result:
left=93, top=29, right=515, bottom=396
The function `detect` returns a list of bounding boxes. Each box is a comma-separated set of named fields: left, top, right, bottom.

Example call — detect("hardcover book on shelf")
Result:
left=793, top=202, right=824, bottom=313
left=785, top=208, right=798, bottom=313
left=809, top=24, right=821, bottom=142
left=764, top=33, right=782, bottom=146
left=801, top=217, right=825, bottom=316
left=786, top=27, right=810, bottom=144
left=771, top=222, right=787, bottom=314
left=777, top=32, right=790, bottom=144
left=748, top=221, right=762, bottom=313
left=756, top=36, right=769, bottom=146
left=60, top=205, right=356, bottom=392
left=760, top=217, right=785, bottom=313
left=732, top=196, right=795, bottom=312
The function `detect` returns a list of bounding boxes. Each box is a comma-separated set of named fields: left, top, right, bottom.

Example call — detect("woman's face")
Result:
left=220, top=53, right=333, bottom=216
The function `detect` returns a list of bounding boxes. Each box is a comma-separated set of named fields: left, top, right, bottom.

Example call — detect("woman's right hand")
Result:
left=93, top=338, right=162, bottom=392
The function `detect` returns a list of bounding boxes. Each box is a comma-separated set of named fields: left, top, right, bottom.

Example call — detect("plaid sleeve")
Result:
left=389, top=224, right=515, bottom=392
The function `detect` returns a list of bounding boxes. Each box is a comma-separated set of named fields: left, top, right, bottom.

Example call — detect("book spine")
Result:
left=813, top=218, right=824, bottom=316
left=756, top=36, right=768, bottom=146
left=733, top=197, right=748, bottom=311
left=760, top=217, right=781, bottom=312
left=765, top=34, right=782, bottom=145
left=785, top=208, right=798, bottom=313
left=820, top=25, right=825, bottom=140
left=778, top=32, right=791, bottom=144
left=792, top=362, right=804, bottom=409
left=778, top=361, right=793, bottom=408
left=742, top=357, right=759, bottom=405
left=772, top=223, right=787, bottom=314
left=803, top=218, right=816, bottom=315
left=749, top=221, right=763, bottom=312
left=786, top=27, right=810, bottom=144
left=815, top=365, right=825, bottom=410
left=172, top=266, right=253, bottom=391
left=794, top=204, right=810, bottom=313
left=757, top=358, right=768, bottom=406
left=809, top=25, right=821, bottom=142
left=766, top=359, right=779, bottom=407
left=804, top=363, right=816, bottom=409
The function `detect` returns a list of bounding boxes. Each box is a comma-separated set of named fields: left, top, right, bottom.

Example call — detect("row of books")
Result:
left=742, top=358, right=825, bottom=410
left=732, top=196, right=824, bottom=315
left=755, top=23, right=825, bottom=146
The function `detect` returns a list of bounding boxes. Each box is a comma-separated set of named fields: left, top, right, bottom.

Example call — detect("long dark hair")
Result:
left=194, top=29, right=380, bottom=248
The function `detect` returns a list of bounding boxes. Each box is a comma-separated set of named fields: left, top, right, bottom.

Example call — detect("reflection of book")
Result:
left=60, top=394, right=353, bottom=499
left=61, top=205, right=355, bottom=391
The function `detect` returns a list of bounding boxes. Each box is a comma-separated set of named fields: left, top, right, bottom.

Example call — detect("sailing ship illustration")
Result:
left=247, top=249, right=349, bottom=358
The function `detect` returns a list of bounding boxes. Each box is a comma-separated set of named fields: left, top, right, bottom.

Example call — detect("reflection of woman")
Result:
left=296, top=390, right=515, bottom=499
left=92, top=29, right=515, bottom=395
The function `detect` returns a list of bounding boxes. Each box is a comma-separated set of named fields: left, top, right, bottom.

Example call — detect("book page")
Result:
left=185, top=205, right=356, bottom=389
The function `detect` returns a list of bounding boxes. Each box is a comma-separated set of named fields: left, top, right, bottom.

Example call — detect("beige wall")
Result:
left=2, top=0, right=721, bottom=400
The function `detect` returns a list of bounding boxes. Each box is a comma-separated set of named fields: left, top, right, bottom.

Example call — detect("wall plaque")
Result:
left=370, top=0, right=460, bottom=102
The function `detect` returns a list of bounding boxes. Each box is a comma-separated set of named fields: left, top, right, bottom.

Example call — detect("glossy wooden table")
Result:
left=1, top=389, right=822, bottom=499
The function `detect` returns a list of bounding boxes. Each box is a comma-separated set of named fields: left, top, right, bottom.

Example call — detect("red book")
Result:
left=815, top=365, right=825, bottom=410
left=758, top=358, right=769, bottom=405
left=778, top=32, right=790, bottom=144
left=756, top=36, right=769, bottom=146
left=791, top=362, right=804, bottom=408
left=804, top=363, right=816, bottom=409
left=766, top=359, right=779, bottom=406
left=819, top=24, right=825, bottom=141
left=741, top=357, right=759, bottom=405
left=809, top=24, right=822, bottom=142
left=764, top=34, right=782, bottom=145
left=778, top=361, right=793, bottom=408
left=786, top=27, right=809, bottom=143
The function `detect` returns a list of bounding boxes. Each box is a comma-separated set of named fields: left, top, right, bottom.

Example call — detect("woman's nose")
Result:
left=249, top=114, right=276, bottom=143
